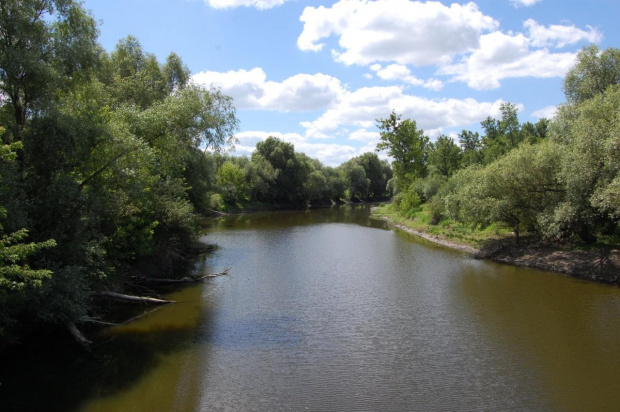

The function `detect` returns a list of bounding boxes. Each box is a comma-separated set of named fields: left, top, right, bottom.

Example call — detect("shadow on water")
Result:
left=0, top=283, right=217, bottom=412
left=202, top=204, right=389, bottom=233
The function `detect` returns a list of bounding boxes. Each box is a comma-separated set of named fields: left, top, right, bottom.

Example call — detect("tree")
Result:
left=446, top=141, right=564, bottom=244
left=0, top=139, right=56, bottom=291
left=549, top=84, right=620, bottom=241
left=428, top=135, right=461, bottom=177
left=564, top=45, right=620, bottom=104
left=520, top=118, right=549, bottom=144
left=357, top=152, right=392, bottom=199
left=0, top=2, right=240, bottom=344
left=0, top=0, right=99, bottom=140
left=480, top=102, right=523, bottom=164
left=458, top=130, right=482, bottom=167
left=253, top=137, right=309, bottom=203
left=217, top=160, right=248, bottom=203
left=341, top=161, right=369, bottom=201
left=376, top=111, right=429, bottom=189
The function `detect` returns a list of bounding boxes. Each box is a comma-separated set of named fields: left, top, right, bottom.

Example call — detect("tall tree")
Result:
left=376, top=111, right=429, bottom=190
left=458, top=130, right=482, bottom=167
left=428, top=135, right=462, bottom=177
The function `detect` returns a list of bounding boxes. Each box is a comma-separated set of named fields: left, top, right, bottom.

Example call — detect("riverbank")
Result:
left=372, top=208, right=620, bottom=285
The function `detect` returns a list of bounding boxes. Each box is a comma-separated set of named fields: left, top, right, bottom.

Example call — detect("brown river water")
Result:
left=2, top=205, right=620, bottom=411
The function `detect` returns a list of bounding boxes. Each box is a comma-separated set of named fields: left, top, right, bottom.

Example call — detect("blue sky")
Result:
left=83, top=0, right=619, bottom=165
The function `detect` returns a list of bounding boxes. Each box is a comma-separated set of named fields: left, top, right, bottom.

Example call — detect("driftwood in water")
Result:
left=80, top=316, right=119, bottom=326
left=66, top=322, right=92, bottom=350
left=91, top=291, right=175, bottom=304
left=137, top=267, right=231, bottom=285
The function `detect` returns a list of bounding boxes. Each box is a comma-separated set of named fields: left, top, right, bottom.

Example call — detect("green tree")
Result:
left=0, top=140, right=56, bottom=291
left=253, top=137, right=309, bottom=203
left=564, top=45, right=620, bottom=104
left=340, top=161, right=369, bottom=201
left=549, top=84, right=620, bottom=241
left=357, top=152, right=392, bottom=199
left=458, top=130, right=482, bottom=167
left=480, top=102, right=523, bottom=164
left=0, top=0, right=99, bottom=140
left=428, top=135, right=462, bottom=177
left=446, top=141, right=564, bottom=244
left=217, top=160, right=248, bottom=203
left=376, top=111, right=429, bottom=189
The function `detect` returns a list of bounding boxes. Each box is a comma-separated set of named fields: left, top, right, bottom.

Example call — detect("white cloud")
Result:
left=532, top=105, right=558, bottom=119
left=371, top=64, right=443, bottom=90
left=301, top=85, right=505, bottom=137
left=298, top=0, right=498, bottom=66
left=206, top=0, right=290, bottom=9
left=510, top=0, right=542, bottom=7
left=192, top=68, right=344, bottom=111
left=524, top=19, right=602, bottom=48
left=349, top=129, right=380, bottom=142
left=439, top=31, right=577, bottom=89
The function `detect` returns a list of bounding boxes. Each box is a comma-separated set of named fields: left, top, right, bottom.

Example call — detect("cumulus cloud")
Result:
left=524, top=19, right=602, bottom=48
left=370, top=64, right=443, bottom=90
left=531, top=105, right=558, bottom=119
left=349, top=129, right=380, bottom=142
left=439, top=31, right=577, bottom=89
left=192, top=68, right=344, bottom=111
left=296, top=1, right=602, bottom=90
left=298, top=0, right=498, bottom=66
left=205, top=0, right=290, bottom=10
left=510, top=0, right=542, bottom=7
left=301, top=85, right=505, bottom=137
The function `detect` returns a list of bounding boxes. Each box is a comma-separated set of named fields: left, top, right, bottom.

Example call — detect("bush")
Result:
left=209, top=193, right=224, bottom=211
left=428, top=195, right=445, bottom=225
left=399, top=186, right=422, bottom=218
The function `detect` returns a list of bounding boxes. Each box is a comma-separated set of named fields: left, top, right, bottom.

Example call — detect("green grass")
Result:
left=372, top=203, right=513, bottom=248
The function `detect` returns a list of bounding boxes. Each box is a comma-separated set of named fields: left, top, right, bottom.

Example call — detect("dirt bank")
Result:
left=379, top=216, right=620, bottom=285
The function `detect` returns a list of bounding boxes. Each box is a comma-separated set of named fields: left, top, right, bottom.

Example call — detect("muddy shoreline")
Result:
left=378, top=216, right=620, bottom=285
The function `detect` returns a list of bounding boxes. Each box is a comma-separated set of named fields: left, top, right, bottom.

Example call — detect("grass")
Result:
left=371, top=203, right=513, bottom=249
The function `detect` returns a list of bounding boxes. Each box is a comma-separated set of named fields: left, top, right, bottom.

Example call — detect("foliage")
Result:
left=428, top=135, right=461, bottom=177
left=376, top=110, right=429, bottom=187
left=0, top=4, right=240, bottom=344
left=549, top=83, right=620, bottom=241
left=445, top=141, right=564, bottom=243
left=564, top=45, right=620, bottom=104
left=0, top=142, right=57, bottom=291
left=217, top=160, right=248, bottom=203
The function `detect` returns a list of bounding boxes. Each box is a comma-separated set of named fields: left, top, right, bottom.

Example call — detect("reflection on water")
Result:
left=1, top=205, right=620, bottom=411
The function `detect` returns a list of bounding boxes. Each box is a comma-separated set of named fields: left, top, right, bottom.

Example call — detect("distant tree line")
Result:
left=209, top=138, right=393, bottom=209
left=376, top=45, right=620, bottom=245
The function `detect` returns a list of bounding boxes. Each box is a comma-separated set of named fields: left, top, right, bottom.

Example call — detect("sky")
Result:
left=82, top=0, right=619, bottom=165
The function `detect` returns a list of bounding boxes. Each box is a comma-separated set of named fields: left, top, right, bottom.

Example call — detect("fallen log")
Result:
left=80, top=316, right=119, bottom=326
left=204, top=267, right=231, bottom=278
left=137, top=267, right=231, bottom=285
left=91, top=291, right=175, bottom=304
left=67, top=322, right=92, bottom=350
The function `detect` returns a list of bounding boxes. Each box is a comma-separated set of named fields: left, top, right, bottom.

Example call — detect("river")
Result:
left=2, top=205, right=620, bottom=411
